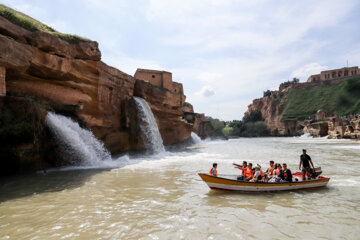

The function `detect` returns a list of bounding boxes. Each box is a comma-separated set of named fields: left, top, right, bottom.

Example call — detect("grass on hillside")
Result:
left=0, top=4, right=91, bottom=43
left=281, top=77, right=360, bottom=120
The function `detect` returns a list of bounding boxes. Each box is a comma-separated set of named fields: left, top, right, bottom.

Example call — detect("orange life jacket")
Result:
left=260, top=171, right=265, bottom=180
left=268, top=167, right=274, bottom=175
left=284, top=169, right=292, bottom=179
left=273, top=169, right=280, bottom=176
left=245, top=168, right=253, bottom=178
left=209, top=167, right=218, bottom=176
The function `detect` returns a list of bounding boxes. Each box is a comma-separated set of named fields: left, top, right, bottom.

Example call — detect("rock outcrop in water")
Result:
left=0, top=9, right=192, bottom=174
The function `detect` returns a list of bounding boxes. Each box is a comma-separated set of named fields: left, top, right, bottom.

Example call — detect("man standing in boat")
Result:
left=299, top=149, right=315, bottom=180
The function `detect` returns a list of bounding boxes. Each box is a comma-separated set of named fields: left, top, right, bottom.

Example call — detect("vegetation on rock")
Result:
left=279, top=77, right=300, bottom=88
left=0, top=4, right=90, bottom=43
left=281, top=77, right=360, bottom=120
left=223, top=110, right=270, bottom=137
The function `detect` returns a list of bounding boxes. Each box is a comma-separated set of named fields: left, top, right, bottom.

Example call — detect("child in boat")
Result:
left=209, top=163, right=218, bottom=176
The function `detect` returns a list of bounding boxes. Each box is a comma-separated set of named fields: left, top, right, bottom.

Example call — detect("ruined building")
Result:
left=307, top=66, right=359, bottom=83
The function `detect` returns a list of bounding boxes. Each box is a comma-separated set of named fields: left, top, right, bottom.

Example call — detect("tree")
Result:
left=263, top=90, right=271, bottom=97
left=243, top=110, right=263, bottom=123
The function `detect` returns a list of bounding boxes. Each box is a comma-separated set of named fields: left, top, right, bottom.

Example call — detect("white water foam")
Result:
left=46, top=112, right=112, bottom=166
left=190, top=132, right=202, bottom=144
left=134, top=97, right=165, bottom=154
left=299, top=133, right=312, bottom=138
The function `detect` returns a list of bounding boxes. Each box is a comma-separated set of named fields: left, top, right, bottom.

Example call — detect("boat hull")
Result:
left=198, top=173, right=330, bottom=192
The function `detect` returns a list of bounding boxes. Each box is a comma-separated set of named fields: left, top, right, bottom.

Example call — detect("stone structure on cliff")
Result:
left=307, top=66, right=359, bottom=83
left=0, top=12, right=192, bottom=174
left=245, top=66, right=360, bottom=138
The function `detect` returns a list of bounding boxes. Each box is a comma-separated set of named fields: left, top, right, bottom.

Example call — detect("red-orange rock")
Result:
left=0, top=13, right=193, bottom=161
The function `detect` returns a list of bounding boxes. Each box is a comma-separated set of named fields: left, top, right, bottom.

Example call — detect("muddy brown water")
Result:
left=1, top=137, right=359, bottom=239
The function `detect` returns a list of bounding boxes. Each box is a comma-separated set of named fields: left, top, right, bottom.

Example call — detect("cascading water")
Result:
left=133, top=97, right=165, bottom=153
left=46, top=112, right=112, bottom=166
left=299, top=126, right=312, bottom=138
left=191, top=132, right=202, bottom=144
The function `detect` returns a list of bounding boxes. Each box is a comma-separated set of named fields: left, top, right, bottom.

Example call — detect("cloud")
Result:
left=291, top=63, right=329, bottom=81
left=3, top=0, right=359, bottom=121
left=195, top=86, right=215, bottom=97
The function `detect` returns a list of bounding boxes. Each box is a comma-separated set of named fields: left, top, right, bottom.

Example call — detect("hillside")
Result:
left=0, top=4, right=90, bottom=43
left=245, top=76, right=360, bottom=138
left=282, top=77, right=360, bottom=120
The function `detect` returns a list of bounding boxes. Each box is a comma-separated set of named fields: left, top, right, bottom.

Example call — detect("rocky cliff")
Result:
left=0, top=11, right=192, bottom=174
left=245, top=77, right=360, bottom=138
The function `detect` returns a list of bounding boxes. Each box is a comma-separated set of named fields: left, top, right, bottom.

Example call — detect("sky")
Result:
left=2, top=0, right=360, bottom=120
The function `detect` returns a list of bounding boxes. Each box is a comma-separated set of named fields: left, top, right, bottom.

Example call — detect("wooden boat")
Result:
left=198, top=172, right=330, bottom=192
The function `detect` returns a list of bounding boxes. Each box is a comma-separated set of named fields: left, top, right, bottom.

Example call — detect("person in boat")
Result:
left=274, top=164, right=284, bottom=183
left=209, top=163, right=218, bottom=177
left=299, top=149, right=315, bottom=180
left=251, top=164, right=265, bottom=182
left=282, top=163, right=292, bottom=182
left=265, top=160, right=275, bottom=179
left=244, top=163, right=254, bottom=181
left=272, top=163, right=280, bottom=177
left=235, top=161, right=247, bottom=180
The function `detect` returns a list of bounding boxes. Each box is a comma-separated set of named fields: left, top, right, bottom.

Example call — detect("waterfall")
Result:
left=191, top=132, right=202, bottom=144
left=46, top=112, right=112, bottom=166
left=134, top=97, right=165, bottom=153
left=300, top=126, right=312, bottom=138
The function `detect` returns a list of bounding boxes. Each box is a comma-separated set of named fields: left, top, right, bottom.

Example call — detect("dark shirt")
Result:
left=284, top=169, right=292, bottom=182
left=277, top=169, right=284, bottom=180
left=300, top=154, right=311, bottom=168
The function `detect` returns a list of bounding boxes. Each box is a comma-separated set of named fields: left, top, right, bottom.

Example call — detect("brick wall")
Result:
left=134, top=71, right=162, bottom=87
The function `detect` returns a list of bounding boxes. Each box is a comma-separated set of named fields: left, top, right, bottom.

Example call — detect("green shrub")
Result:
left=281, top=77, right=360, bottom=120
left=241, top=121, right=270, bottom=137
left=263, top=90, right=271, bottom=97
left=243, top=110, right=263, bottom=123
left=0, top=4, right=91, bottom=43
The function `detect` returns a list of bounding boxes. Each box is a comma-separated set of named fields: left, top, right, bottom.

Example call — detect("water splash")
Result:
left=191, top=132, right=202, bottom=144
left=134, top=97, right=165, bottom=153
left=299, top=133, right=312, bottom=138
left=46, top=112, right=112, bottom=166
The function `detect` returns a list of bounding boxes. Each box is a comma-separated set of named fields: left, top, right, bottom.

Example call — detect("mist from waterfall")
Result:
left=134, top=97, right=165, bottom=154
left=46, top=112, right=113, bottom=166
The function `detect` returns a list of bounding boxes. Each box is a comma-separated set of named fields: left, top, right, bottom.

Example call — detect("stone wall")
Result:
left=307, top=66, right=359, bottom=83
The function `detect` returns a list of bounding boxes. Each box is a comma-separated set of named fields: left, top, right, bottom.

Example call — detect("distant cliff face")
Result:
left=245, top=78, right=360, bottom=138
left=0, top=14, right=192, bottom=174
left=245, top=93, right=289, bottom=135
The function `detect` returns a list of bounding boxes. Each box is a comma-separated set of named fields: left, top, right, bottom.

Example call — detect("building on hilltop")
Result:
left=134, top=68, right=183, bottom=95
left=307, top=66, right=359, bottom=83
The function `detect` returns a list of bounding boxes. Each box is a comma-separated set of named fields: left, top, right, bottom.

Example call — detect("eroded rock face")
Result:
left=305, top=122, right=328, bottom=137
left=0, top=15, right=192, bottom=174
left=245, top=92, right=290, bottom=135
left=328, top=115, right=360, bottom=139
left=0, top=18, right=137, bottom=153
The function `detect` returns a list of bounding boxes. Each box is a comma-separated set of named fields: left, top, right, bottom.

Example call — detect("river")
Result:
left=0, top=137, right=359, bottom=239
